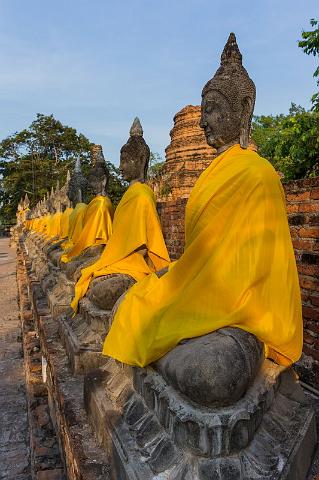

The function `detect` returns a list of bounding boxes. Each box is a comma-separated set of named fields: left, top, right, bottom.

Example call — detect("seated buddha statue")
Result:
left=61, top=157, right=88, bottom=252
left=70, top=118, right=170, bottom=313
left=47, top=160, right=87, bottom=265
left=46, top=172, right=73, bottom=255
left=45, top=184, right=64, bottom=243
left=31, top=191, right=54, bottom=244
left=60, top=145, right=113, bottom=281
left=101, top=33, right=302, bottom=404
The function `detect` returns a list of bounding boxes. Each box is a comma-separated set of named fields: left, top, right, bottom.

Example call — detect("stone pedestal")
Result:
left=84, top=357, right=316, bottom=479
left=58, top=298, right=111, bottom=374
left=24, top=232, right=112, bottom=374
left=48, top=272, right=75, bottom=321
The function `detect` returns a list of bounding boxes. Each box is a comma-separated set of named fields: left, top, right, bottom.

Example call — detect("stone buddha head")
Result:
left=119, top=118, right=150, bottom=183
left=46, top=187, right=55, bottom=214
left=22, top=193, right=30, bottom=220
left=23, top=193, right=30, bottom=210
left=68, top=158, right=88, bottom=207
left=87, top=145, right=110, bottom=197
left=52, top=181, right=62, bottom=213
left=200, top=33, right=256, bottom=151
left=58, top=170, right=72, bottom=211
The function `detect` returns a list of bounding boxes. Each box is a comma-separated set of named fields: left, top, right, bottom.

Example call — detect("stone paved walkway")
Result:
left=0, top=238, right=30, bottom=479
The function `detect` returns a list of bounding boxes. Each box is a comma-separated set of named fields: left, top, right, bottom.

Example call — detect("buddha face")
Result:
left=120, top=148, right=142, bottom=182
left=200, top=90, right=241, bottom=149
left=94, top=177, right=107, bottom=196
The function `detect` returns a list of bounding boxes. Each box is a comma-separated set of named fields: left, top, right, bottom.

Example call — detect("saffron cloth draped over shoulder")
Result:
left=46, top=212, right=63, bottom=239
left=59, top=207, right=73, bottom=239
left=61, top=195, right=113, bottom=262
left=61, top=202, right=87, bottom=251
left=103, top=144, right=302, bottom=367
left=71, top=182, right=170, bottom=312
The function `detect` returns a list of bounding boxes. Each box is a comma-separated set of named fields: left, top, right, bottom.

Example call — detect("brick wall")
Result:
left=284, top=178, right=319, bottom=388
left=157, top=198, right=187, bottom=260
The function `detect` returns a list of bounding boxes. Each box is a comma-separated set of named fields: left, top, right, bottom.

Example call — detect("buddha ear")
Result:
left=240, top=96, right=253, bottom=149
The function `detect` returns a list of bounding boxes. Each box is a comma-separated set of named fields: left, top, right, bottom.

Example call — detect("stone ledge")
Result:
left=19, top=242, right=112, bottom=480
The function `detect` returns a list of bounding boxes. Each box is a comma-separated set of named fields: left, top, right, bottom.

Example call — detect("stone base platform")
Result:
left=18, top=241, right=112, bottom=480
left=48, top=272, right=74, bottom=321
left=84, top=357, right=317, bottom=480
left=58, top=298, right=111, bottom=374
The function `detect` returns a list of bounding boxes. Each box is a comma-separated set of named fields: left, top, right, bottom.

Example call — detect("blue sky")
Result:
left=0, top=0, right=317, bottom=165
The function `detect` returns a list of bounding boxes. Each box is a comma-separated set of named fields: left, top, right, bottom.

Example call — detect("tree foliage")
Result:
left=0, top=114, right=125, bottom=224
left=298, top=18, right=319, bottom=111
left=252, top=104, right=319, bottom=180
left=147, top=152, right=164, bottom=181
left=105, top=160, right=126, bottom=207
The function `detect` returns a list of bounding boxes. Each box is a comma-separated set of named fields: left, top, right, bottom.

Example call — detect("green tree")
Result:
left=0, top=114, right=126, bottom=224
left=299, top=18, right=319, bottom=111
left=147, top=152, right=164, bottom=181
left=105, top=160, right=127, bottom=207
left=252, top=104, right=319, bottom=180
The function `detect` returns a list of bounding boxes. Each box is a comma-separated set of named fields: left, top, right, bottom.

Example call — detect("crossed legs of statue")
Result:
left=104, top=269, right=265, bottom=408
left=87, top=274, right=136, bottom=311
left=61, top=245, right=105, bottom=282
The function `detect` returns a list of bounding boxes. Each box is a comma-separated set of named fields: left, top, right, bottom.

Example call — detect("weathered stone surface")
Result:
left=37, top=469, right=64, bottom=480
left=48, top=272, right=74, bottom=321
left=155, top=327, right=264, bottom=407
left=58, top=298, right=111, bottom=374
left=84, top=357, right=316, bottom=479
left=88, top=274, right=135, bottom=310
left=62, top=244, right=105, bottom=282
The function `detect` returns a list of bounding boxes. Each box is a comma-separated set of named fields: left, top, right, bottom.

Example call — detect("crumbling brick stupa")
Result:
left=151, top=105, right=216, bottom=259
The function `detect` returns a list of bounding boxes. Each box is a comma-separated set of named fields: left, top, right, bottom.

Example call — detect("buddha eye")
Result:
left=205, top=102, right=217, bottom=113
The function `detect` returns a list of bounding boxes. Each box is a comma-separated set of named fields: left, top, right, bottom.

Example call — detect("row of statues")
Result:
left=18, top=33, right=316, bottom=479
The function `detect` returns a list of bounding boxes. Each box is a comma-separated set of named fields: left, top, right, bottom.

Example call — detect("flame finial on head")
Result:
left=220, top=32, right=242, bottom=66
left=130, top=117, right=143, bottom=137
left=202, top=32, right=255, bottom=101
left=24, top=193, right=30, bottom=207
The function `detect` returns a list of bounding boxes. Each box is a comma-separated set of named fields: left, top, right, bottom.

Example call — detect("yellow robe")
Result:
left=37, top=215, right=49, bottom=235
left=103, top=145, right=302, bottom=367
left=71, top=182, right=170, bottom=312
left=59, top=207, right=73, bottom=239
left=61, top=203, right=87, bottom=251
left=46, top=212, right=62, bottom=239
left=31, top=218, right=39, bottom=232
left=61, top=196, right=113, bottom=263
